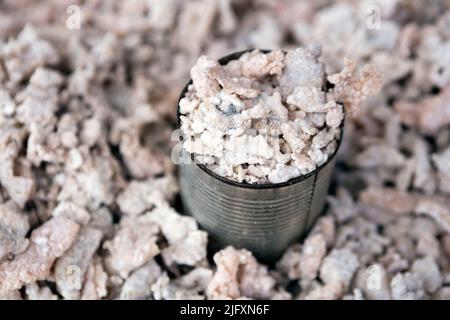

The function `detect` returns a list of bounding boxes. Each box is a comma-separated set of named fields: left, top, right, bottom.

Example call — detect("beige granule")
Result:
left=240, top=49, right=285, bottom=78
left=148, top=205, right=207, bottom=267
left=391, top=272, right=425, bottom=300
left=415, top=198, right=450, bottom=233
left=1, top=25, right=59, bottom=85
left=119, top=260, right=162, bottom=300
left=207, top=246, right=276, bottom=299
left=320, top=248, right=359, bottom=289
left=104, top=216, right=160, bottom=278
left=395, top=86, right=450, bottom=134
left=0, top=201, right=29, bottom=261
left=327, top=187, right=357, bottom=223
left=298, top=234, right=327, bottom=280
left=175, top=267, right=213, bottom=294
left=279, top=47, right=324, bottom=98
left=355, top=144, right=406, bottom=169
left=432, top=147, right=450, bottom=193
left=311, top=216, right=336, bottom=249
left=360, top=187, right=418, bottom=215
left=151, top=272, right=206, bottom=300
left=0, top=217, right=79, bottom=292
left=276, top=244, right=302, bottom=280
left=326, top=105, right=345, bottom=129
left=25, top=283, right=58, bottom=300
left=116, top=176, right=178, bottom=216
left=190, top=56, right=222, bottom=99
left=0, top=126, right=35, bottom=207
left=118, top=126, right=168, bottom=179
left=411, top=257, right=442, bottom=294
left=216, top=0, right=237, bottom=34
left=435, top=287, right=450, bottom=300
left=277, top=233, right=327, bottom=281
left=80, top=258, right=108, bottom=300
left=0, top=89, right=16, bottom=116
left=54, top=227, right=103, bottom=299
left=0, top=289, right=22, bottom=300
left=210, top=66, right=260, bottom=98
left=328, top=59, right=384, bottom=117
left=356, top=264, right=391, bottom=300
left=286, top=86, right=328, bottom=112
left=51, top=201, right=90, bottom=225
left=172, top=0, right=217, bottom=54
left=303, top=281, right=344, bottom=300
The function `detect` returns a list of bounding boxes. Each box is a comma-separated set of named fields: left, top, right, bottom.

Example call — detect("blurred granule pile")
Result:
left=0, top=0, right=450, bottom=301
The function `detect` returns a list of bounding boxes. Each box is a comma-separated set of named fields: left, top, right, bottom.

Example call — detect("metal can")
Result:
left=177, top=50, right=344, bottom=262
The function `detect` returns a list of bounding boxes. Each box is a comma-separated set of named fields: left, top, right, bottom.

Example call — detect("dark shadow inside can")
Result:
left=176, top=49, right=345, bottom=263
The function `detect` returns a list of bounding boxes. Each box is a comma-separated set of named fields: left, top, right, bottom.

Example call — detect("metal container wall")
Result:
left=177, top=50, right=343, bottom=262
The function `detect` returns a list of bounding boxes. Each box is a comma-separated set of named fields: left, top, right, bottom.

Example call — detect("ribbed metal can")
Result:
left=177, top=50, right=344, bottom=262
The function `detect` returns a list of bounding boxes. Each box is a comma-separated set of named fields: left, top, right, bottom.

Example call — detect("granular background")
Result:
left=0, top=0, right=450, bottom=300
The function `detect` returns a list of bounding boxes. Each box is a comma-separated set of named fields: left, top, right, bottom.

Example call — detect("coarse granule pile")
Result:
left=180, top=48, right=362, bottom=184
left=0, top=0, right=450, bottom=300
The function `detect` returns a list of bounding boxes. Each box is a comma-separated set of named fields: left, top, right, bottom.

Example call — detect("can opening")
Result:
left=176, top=49, right=345, bottom=190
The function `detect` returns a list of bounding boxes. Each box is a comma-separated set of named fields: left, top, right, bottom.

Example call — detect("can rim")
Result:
left=176, top=49, right=345, bottom=189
